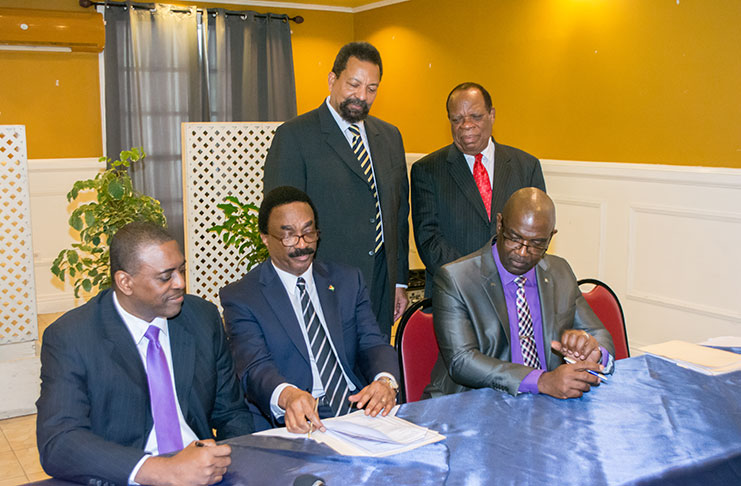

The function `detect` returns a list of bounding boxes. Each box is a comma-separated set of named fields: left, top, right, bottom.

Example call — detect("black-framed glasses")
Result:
left=500, top=224, right=551, bottom=255
left=270, top=230, right=320, bottom=247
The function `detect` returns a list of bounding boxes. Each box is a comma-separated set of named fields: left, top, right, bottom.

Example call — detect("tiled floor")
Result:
left=0, top=312, right=61, bottom=485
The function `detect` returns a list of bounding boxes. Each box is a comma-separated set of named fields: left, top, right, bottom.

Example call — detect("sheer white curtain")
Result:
left=104, top=4, right=296, bottom=248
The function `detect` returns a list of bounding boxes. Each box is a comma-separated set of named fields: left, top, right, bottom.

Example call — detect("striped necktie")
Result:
left=297, top=277, right=352, bottom=416
left=514, top=276, right=541, bottom=369
left=348, top=124, right=383, bottom=253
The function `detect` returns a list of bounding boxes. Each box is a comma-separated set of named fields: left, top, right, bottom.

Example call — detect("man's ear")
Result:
left=260, top=233, right=270, bottom=249
left=114, top=270, right=134, bottom=296
left=328, top=71, right=337, bottom=91
left=495, top=213, right=503, bottom=232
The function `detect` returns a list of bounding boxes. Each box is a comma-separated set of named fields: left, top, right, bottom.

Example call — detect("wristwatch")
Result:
left=377, top=376, right=399, bottom=394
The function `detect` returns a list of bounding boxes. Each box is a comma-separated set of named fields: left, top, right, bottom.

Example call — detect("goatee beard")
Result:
left=339, top=97, right=370, bottom=123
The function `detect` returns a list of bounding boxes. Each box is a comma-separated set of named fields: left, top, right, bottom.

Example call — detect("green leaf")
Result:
left=108, top=179, right=124, bottom=199
left=69, top=214, right=83, bottom=231
left=67, top=250, right=79, bottom=264
left=81, top=279, right=92, bottom=292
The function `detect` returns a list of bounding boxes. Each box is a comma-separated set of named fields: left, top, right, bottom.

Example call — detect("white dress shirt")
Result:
left=463, top=137, right=496, bottom=187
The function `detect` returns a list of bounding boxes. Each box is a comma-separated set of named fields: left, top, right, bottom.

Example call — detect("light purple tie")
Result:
left=144, top=325, right=183, bottom=454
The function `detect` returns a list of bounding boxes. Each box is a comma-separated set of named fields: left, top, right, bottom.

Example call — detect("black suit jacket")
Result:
left=220, top=260, right=399, bottom=428
left=411, top=139, right=545, bottom=292
left=263, top=102, right=409, bottom=323
left=36, top=289, right=254, bottom=486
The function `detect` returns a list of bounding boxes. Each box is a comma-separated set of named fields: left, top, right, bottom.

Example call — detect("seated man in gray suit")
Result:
left=221, top=186, right=400, bottom=434
left=37, top=222, right=254, bottom=486
left=411, top=82, right=546, bottom=295
left=425, top=188, right=615, bottom=400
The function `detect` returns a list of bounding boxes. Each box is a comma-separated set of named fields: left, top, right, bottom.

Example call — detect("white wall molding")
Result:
left=198, top=0, right=409, bottom=13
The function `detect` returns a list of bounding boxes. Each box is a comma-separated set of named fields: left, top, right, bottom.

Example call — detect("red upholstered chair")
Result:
left=394, top=298, right=438, bottom=403
left=578, top=279, right=629, bottom=360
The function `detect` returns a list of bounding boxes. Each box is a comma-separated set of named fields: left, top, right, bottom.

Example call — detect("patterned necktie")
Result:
left=473, top=153, right=492, bottom=220
left=348, top=124, right=383, bottom=253
left=514, top=276, right=541, bottom=369
left=297, top=277, right=352, bottom=416
left=143, top=325, right=184, bottom=454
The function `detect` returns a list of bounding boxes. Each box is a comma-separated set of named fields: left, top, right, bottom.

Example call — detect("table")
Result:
left=28, top=354, right=741, bottom=485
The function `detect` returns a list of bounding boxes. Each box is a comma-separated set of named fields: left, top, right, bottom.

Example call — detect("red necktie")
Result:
left=473, top=153, right=492, bottom=220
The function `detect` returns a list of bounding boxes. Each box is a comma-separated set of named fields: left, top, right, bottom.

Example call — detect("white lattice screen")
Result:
left=182, top=122, right=282, bottom=309
left=0, top=126, right=38, bottom=345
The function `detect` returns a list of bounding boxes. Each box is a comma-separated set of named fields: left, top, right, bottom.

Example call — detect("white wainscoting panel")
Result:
left=543, top=159, right=741, bottom=350
left=29, top=158, right=102, bottom=314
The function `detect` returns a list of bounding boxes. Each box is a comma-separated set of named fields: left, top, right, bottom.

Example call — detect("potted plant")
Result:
left=51, top=147, right=167, bottom=298
left=208, top=195, right=269, bottom=271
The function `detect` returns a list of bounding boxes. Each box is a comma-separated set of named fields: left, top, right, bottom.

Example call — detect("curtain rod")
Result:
left=78, top=0, right=305, bottom=23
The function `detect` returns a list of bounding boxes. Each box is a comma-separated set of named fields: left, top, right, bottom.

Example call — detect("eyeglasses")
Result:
left=270, top=230, right=319, bottom=247
left=448, top=113, right=487, bottom=126
left=500, top=224, right=551, bottom=255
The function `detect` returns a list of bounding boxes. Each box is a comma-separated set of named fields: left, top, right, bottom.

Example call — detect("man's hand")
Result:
left=348, top=379, right=397, bottom=417
left=278, top=387, right=324, bottom=434
left=551, top=329, right=602, bottom=363
left=134, top=440, right=232, bottom=486
left=393, top=287, right=409, bottom=322
left=537, top=361, right=603, bottom=399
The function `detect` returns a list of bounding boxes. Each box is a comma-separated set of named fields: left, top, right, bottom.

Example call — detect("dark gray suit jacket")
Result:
left=425, top=242, right=614, bottom=397
left=411, top=139, right=545, bottom=292
left=263, top=102, right=409, bottom=321
left=220, top=260, right=399, bottom=429
left=36, top=289, right=254, bottom=486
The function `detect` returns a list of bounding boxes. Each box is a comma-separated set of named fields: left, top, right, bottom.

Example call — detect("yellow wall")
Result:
left=355, top=0, right=741, bottom=167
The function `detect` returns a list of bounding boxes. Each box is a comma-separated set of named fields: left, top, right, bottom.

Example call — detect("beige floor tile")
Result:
left=25, top=471, right=51, bottom=482
left=0, top=477, right=30, bottom=486
left=0, top=415, right=37, bottom=451
left=15, top=447, right=44, bottom=475
left=0, top=430, right=11, bottom=453
left=0, top=450, right=26, bottom=482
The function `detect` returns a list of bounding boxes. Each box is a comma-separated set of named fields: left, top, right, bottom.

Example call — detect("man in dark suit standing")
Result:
left=425, top=188, right=614, bottom=400
left=411, top=82, right=546, bottom=294
left=37, top=222, right=253, bottom=486
left=221, top=186, right=400, bottom=433
left=263, top=42, right=409, bottom=338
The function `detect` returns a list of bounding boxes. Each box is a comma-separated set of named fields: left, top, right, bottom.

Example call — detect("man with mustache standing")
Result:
left=263, top=42, right=409, bottom=339
left=221, top=186, right=400, bottom=433
left=37, top=222, right=253, bottom=486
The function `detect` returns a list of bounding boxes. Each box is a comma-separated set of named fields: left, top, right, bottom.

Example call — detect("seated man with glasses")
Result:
left=221, top=186, right=400, bottom=433
left=424, top=187, right=615, bottom=400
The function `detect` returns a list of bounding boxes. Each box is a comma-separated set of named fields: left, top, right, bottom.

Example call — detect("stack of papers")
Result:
left=640, top=340, right=741, bottom=375
left=256, top=409, right=445, bottom=457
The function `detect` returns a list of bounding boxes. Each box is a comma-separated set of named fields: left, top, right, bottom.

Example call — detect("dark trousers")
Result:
left=370, top=246, right=392, bottom=340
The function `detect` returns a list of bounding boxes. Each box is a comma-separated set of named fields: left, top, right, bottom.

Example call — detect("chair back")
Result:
left=578, top=279, right=629, bottom=360
left=394, top=298, right=438, bottom=403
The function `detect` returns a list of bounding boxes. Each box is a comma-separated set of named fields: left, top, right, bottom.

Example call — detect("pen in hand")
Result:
left=308, top=397, right=319, bottom=439
left=563, top=356, right=608, bottom=382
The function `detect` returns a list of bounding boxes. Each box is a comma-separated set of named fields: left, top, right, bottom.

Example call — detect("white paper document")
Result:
left=255, top=409, right=445, bottom=457
left=640, top=340, right=741, bottom=375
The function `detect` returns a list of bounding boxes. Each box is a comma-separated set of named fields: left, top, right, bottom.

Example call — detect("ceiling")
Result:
left=213, top=0, right=409, bottom=13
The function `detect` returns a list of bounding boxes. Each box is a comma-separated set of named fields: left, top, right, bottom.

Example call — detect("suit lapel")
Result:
left=312, top=262, right=349, bottom=363
left=478, top=243, right=511, bottom=343
left=168, top=314, right=195, bottom=419
left=491, top=140, right=513, bottom=218
left=259, top=262, right=312, bottom=366
left=536, top=257, right=556, bottom=364
left=318, top=103, right=367, bottom=183
left=100, top=291, right=148, bottom=391
left=446, top=145, right=490, bottom=224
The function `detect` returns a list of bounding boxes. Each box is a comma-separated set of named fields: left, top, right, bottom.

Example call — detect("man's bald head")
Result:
left=496, top=188, right=557, bottom=275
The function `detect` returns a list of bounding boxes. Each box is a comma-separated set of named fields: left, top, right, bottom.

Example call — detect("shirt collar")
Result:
left=325, top=96, right=364, bottom=135
left=462, top=137, right=495, bottom=165
left=112, top=291, right=168, bottom=345
left=492, top=241, right=537, bottom=287
left=271, top=260, right=315, bottom=296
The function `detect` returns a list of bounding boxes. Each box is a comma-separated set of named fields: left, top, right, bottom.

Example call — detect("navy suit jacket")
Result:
left=36, top=289, right=254, bottom=486
left=411, top=139, right=545, bottom=294
left=220, top=260, right=399, bottom=428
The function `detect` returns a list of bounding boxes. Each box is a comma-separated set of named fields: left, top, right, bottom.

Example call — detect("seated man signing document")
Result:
left=221, top=186, right=400, bottom=433
left=425, top=188, right=615, bottom=399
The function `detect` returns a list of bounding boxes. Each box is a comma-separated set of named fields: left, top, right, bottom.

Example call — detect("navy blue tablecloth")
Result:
left=27, top=354, right=741, bottom=485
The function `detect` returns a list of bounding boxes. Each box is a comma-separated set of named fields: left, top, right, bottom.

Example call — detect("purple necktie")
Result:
left=514, top=276, right=541, bottom=369
left=144, top=325, right=183, bottom=454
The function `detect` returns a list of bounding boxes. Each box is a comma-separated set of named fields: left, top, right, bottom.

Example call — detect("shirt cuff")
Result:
left=395, top=283, right=408, bottom=289
left=518, top=369, right=544, bottom=394
left=600, top=346, right=615, bottom=374
left=128, top=454, right=151, bottom=485
left=374, top=372, right=398, bottom=388
left=270, top=383, right=296, bottom=419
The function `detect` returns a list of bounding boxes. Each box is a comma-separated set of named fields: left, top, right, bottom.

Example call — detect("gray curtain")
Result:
left=104, top=4, right=296, bottom=249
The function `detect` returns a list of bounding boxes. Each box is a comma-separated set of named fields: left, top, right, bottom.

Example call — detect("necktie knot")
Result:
left=474, top=153, right=483, bottom=164
left=296, top=277, right=306, bottom=293
left=348, top=124, right=361, bottom=137
left=144, top=325, right=161, bottom=348
left=515, top=276, right=527, bottom=288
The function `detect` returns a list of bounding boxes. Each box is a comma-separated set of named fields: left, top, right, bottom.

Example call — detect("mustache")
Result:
left=288, top=247, right=315, bottom=258
left=339, top=97, right=370, bottom=122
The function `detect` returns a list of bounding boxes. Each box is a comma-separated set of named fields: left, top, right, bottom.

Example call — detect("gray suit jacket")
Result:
left=36, top=290, right=254, bottom=486
left=425, top=242, right=614, bottom=397
left=263, top=102, right=409, bottom=309
left=411, top=139, right=545, bottom=293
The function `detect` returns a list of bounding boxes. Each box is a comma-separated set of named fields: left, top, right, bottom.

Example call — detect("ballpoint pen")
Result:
left=308, top=397, right=319, bottom=439
left=564, top=356, right=608, bottom=382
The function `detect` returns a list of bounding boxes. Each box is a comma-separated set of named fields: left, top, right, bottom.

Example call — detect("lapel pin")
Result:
left=544, top=278, right=549, bottom=283
left=328, top=285, right=335, bottom=292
